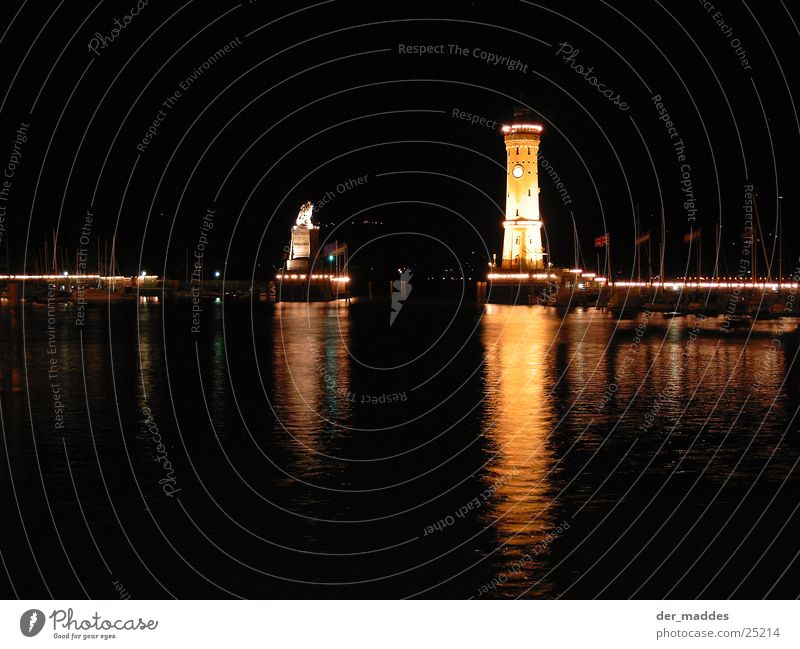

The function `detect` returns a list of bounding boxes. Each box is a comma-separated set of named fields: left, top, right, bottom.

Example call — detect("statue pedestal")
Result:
left=287, top=224, right=319, bottom=272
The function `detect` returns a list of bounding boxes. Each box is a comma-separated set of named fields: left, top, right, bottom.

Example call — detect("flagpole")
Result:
left=753, top=195, right=771, bottom=282
left=778, top=197, right=783, bottom=288
left=697, top=227, right=701, bottom=280
left=751, top=197, right=757, bottom=285
left=658, top=242, right=663, bottom=290
left=636, top=205, right=641, bottom=283
left=572, top=213, right=578, bottom=270
left=660, top=208, right=666, bottom=284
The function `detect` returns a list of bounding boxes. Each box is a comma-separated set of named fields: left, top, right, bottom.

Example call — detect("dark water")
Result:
left=1, top=297, right=798, bottom=598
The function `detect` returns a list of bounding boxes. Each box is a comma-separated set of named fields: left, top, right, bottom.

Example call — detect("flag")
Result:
left=594, top=234, right=609, bottom=247
left=683, top=229, right=701, bottom=243
left=635, top=231, right=651, bottom=245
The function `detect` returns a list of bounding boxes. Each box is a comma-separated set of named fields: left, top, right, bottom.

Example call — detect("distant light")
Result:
left=569, top=268, right=583, bottom=274
left=141, top=271, right=146, bottom=277
left=214, top=271, right=220, bottom=278
left=328, top=255, right=334, bottom=262
left=63, top=271, right=69, bottom=276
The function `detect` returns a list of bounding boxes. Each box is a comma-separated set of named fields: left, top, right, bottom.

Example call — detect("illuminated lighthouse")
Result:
left=500, top=119, right=545, bottom=271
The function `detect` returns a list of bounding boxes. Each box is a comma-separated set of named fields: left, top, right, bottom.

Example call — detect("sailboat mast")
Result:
left=636, top=205, right=641, bottom=283
left=660, top=208, right=666, bottom=282
left=753, top=194, right=771, bottom=283
left=778, top=197, right=783, bottom=289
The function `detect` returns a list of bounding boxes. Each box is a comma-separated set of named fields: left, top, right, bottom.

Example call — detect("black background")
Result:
left=0, top=0, right=797, bottom=283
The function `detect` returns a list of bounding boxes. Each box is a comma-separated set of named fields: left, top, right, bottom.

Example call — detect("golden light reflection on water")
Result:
left=480, top=304, right=561, bottom=592
left=0, top=307, right=24, bottom=394
left=271, top=302, right=352, bottom=475
left=476, top=308, right=797, bottom=595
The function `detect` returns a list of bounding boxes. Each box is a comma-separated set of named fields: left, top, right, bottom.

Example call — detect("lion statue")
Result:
left=295, top=201, right=314, bottom=227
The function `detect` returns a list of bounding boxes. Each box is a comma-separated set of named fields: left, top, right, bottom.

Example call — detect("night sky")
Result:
left=0, top=0, right=797, bottom=282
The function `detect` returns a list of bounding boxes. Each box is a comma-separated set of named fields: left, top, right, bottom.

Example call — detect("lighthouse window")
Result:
left=528, top=190, right=531, bottom=196
left=516, top=147, right=519, bottom=155
left=515, top=237, right=520, bottom=245
left=527, top=147, right=531, bottom=155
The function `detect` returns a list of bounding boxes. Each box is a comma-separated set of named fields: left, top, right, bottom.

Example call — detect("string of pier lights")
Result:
left=486, top=272, right=796, bottom=291
left=0, top=274, right=139, bottom=280
left=615, top=280, right=797, bottom=290
left=275, top=272, right=350, bottom=282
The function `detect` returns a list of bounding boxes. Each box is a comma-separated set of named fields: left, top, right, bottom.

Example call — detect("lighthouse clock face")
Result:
left=512, top=164, right=524, bottom=178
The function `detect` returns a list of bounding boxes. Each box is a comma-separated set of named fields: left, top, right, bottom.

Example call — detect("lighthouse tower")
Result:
left=500, top=119, right=545, bottom=271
